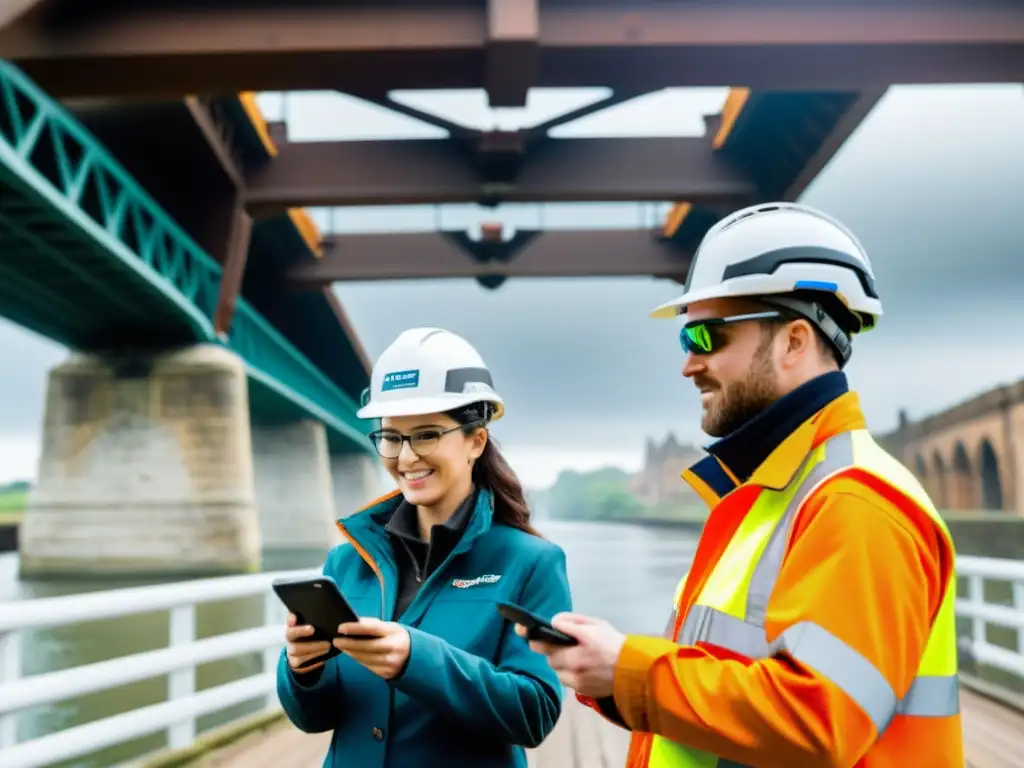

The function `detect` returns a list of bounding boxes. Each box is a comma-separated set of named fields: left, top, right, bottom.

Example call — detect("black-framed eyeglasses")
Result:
left=679, top=310, right=783, bottom=355
left=368, top=425, right=470, bottom=459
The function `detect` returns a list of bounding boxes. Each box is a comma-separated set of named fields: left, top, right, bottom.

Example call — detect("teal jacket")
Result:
left=276, top=487, right=573, bottom=767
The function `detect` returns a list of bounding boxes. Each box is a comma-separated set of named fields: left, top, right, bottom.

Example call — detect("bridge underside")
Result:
left=0, top=61, right=384, bottom=576
left=1, top=1, right=1016, bottom=98
left=2, top=0, right=981, bottom=575
left=260, top=86, right=883, bottom=290
left=0, top=115, right=212, bottom=349
left=0, top=1, right=926, bottom=296
left=63, top=95, right=374, bottom=407
left=0, top=61, right=369, bottom=454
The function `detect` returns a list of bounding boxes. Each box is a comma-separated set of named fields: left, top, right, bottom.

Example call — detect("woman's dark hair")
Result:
left=446, top=402, right=543, bottom=538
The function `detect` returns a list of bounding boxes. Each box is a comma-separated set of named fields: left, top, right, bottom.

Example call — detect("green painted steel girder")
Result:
left=0, top=59, right=371, bottom=455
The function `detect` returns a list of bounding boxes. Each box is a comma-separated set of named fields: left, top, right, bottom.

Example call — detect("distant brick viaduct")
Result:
left=882, top=379, right=1024, bottom=516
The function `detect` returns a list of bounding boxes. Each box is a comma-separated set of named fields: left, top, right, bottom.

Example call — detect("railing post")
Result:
left=264, top=590, right=283, bottom=712
left=968, top=574, right=985, bottom=653
left=168, top=604, right=197, bottom=749
left=0, top=629, right=22, bottom=749
left=1014, top=579, right=1024, bottom=657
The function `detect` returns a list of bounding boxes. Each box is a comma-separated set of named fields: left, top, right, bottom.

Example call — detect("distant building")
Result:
left=630, top=433, right=705, bottom=506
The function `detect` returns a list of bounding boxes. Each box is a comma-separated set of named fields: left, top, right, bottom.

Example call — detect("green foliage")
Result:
left=0, top=480, right=30, bottom=522
left=541, top=467, right=644, bottom=521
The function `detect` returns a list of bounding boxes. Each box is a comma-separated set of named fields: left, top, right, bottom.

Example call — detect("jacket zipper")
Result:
left=398, top=537, right=424, bottom=584
left=335, top=521, right=394, bottom=767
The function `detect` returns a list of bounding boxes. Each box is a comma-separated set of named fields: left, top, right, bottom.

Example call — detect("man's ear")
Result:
left=782, top=319, right=816, bottom=365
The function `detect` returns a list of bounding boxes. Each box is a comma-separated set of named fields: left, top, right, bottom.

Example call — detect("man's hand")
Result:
left=517, top=612, right=626, bottom=699
left=334, top=618, right=411, bottom=680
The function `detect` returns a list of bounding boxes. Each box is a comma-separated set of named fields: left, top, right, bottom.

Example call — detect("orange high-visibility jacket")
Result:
left=579, top=391, right=963, bottom=768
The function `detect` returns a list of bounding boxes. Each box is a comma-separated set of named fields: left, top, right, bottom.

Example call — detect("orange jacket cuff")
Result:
left=613, top=634, right=679, bottom=733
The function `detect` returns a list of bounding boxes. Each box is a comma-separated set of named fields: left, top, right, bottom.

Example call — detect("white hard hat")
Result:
left=356, top=328, right=505, bottom=421
left=650, top=202, right=882, bottom=333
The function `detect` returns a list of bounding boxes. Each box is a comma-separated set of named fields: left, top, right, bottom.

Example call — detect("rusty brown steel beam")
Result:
left=213, top=207, right=253, bottom=336
left=65, top=96, right=247, bottom=198
left=244, top=137, right=756, bottom=215
left=1, top=2, right=1020, bottom=97
left=287, top=229, right=693, bottom=287
left=183, top=96, right=245, bottom=190
left=0, top=0, right=47, bottom=34
left=662, top=88, right=884, bottom=236
left=486, top=0, right=538, bottom=108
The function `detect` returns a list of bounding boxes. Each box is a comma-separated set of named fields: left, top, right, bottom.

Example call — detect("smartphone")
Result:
left=496, top=601, right=579, bottom=647
left=272, top=575, right=362, bottom=668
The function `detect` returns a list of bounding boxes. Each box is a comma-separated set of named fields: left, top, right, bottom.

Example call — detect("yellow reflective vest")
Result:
left=648, top=428, right=959, bottom=768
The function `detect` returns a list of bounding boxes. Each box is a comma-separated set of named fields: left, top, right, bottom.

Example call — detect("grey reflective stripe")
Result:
left=772, top=621, right=898, bottom=734
left=681, top=605, right=961, bottom=723
left=898, top=675, right=960, bottom=717
left=745, top=432, right=855, bottom=626
left=679, top=604, right=770, bottom=658
left=662, top=608, right=678, bottom=640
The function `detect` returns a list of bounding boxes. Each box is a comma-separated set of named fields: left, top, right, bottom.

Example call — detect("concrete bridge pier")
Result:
left=19, top=344, right=386, bottom=578
left=332, top=453, right=390, bottom=519
left=252, top=422, right=387, bottom=551
left=251, top=420, right=337, bottom=552
left=19, top=344, right=261, bottom=579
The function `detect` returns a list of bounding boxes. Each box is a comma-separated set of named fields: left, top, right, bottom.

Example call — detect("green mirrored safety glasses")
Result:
left=679, top=310, right=783, bottom=355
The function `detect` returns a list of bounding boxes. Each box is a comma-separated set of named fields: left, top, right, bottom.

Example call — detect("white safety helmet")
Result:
left=649, top=202, right=882, bottom=366
left=356, top=328, right=505, bottom=422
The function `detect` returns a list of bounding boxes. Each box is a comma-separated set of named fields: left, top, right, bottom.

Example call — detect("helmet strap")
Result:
left=762, top=295, right=853, bottom=368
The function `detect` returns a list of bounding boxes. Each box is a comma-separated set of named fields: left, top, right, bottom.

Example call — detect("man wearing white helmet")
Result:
left=277, top=328, right=572, bottom=768
left=523, top=203, right=963, bottom=767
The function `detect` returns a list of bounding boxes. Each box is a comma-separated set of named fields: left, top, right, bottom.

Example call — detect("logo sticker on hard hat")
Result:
left=381, top=369, right=420, bottom=392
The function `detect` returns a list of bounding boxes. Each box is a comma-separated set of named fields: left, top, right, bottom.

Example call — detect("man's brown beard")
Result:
left=699, top=334, right=781, bottom=438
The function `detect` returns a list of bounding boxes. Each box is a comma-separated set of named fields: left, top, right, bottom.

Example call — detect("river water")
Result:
left=0, top=519, right=699, bottom=768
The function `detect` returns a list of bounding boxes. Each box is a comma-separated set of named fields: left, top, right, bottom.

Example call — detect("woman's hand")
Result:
left=333, top=618, right=411, bottom=680
left=284, top=613, right=331, bottom=674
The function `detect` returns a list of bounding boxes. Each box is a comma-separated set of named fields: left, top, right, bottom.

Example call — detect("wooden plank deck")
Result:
left=191, top=688, right=1021, bottom=768
left=962, top=689, right=1024, bottom=768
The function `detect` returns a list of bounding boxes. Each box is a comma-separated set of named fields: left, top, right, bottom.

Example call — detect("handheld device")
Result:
left=496, top=601, right=579, bottom=647
left=272, top=575, right=363, bottom=668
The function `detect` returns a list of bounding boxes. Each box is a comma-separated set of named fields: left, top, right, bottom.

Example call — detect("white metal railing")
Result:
left=955, top=555, right=1024, bottom=685
left=0, top=568, right=316, bottom=768
left=0, top=556, right=1022, bottom=768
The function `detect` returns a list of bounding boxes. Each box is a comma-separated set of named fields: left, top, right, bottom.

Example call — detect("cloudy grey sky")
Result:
left=1, top=84, right=1022, bottom=488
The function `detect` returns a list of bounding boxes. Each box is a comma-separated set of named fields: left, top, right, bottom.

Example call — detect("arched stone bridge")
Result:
left=882, top=380, right=1024, bottom=515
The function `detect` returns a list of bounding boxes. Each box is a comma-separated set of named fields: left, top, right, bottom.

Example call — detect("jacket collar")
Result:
left=683, top=372, right=866, bottom=506
left=384, top=486, right=476, bottom=543
left=341, top=485, right=495, bottom=559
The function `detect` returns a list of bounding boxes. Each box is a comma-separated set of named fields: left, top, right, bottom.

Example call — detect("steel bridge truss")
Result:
left=0, top=61, right=369, bottom=452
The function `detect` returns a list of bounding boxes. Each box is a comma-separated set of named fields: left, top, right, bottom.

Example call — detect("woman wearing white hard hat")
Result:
left=277, top=327, right=572, bottom=767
